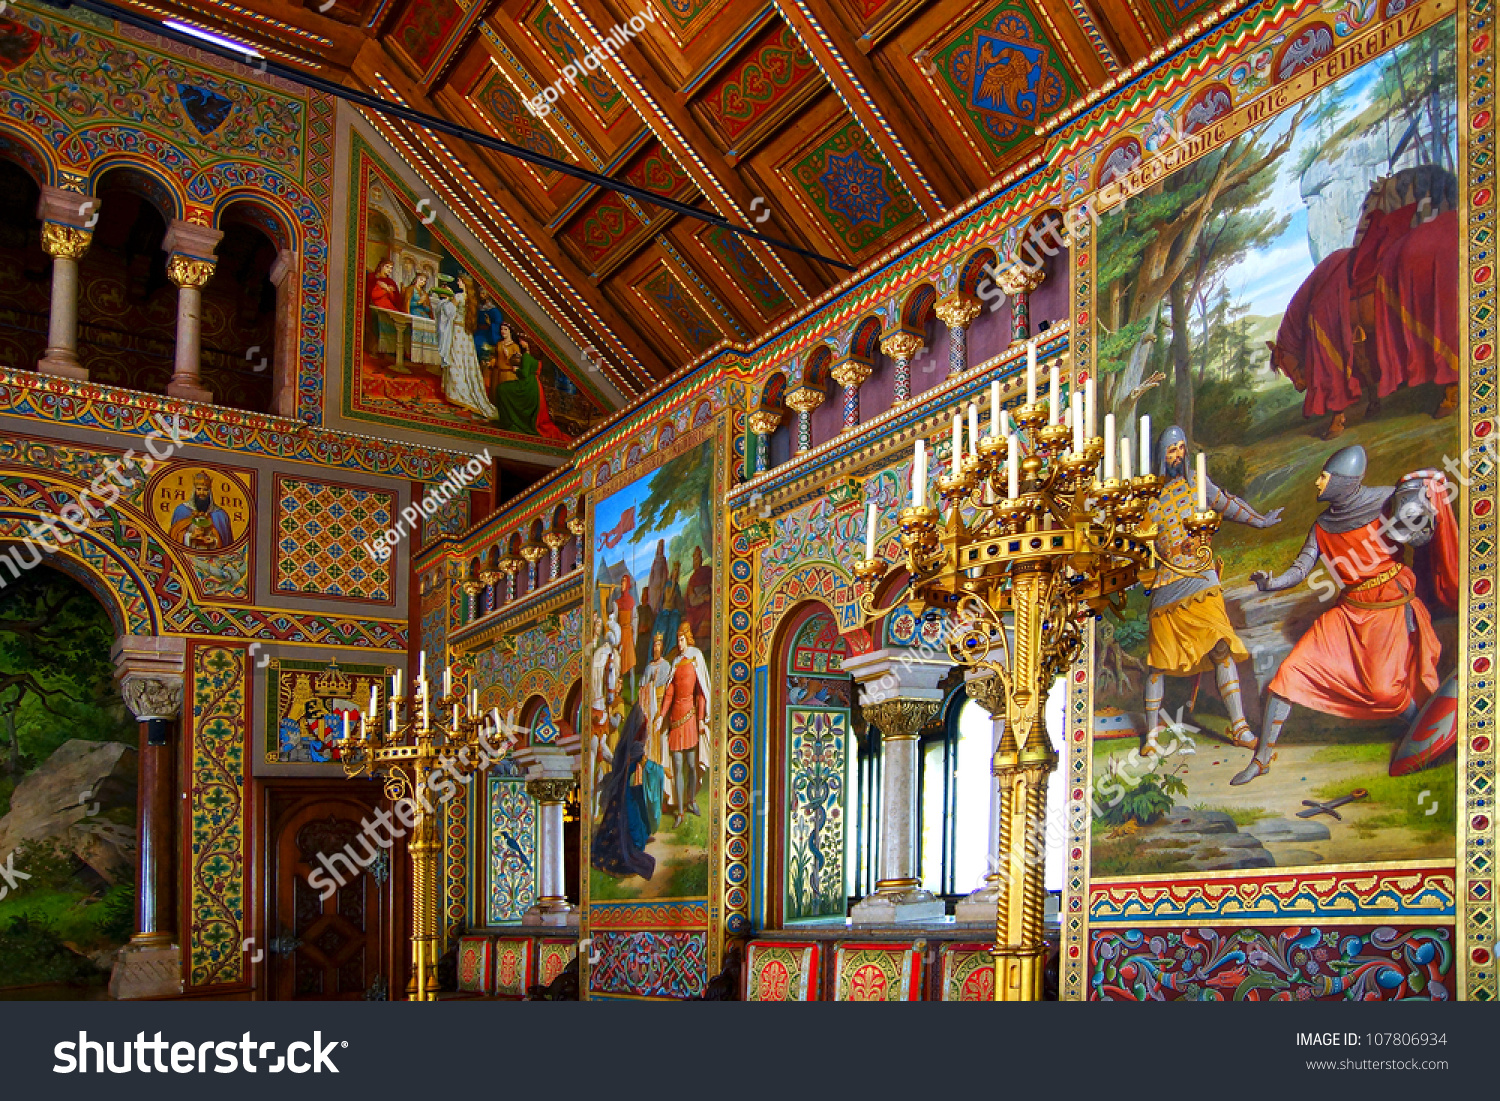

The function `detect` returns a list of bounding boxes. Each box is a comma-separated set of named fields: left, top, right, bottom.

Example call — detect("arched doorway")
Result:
left=0, top=566, right=138, bottom=998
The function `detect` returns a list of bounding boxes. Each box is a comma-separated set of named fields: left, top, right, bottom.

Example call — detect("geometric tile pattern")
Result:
left=788, top=119, right=919, bottom=256
left=273, top=474, right=394, bottom=604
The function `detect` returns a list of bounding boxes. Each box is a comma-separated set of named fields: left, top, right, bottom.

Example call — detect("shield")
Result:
left=1390, top=673, right=1458, bottom=776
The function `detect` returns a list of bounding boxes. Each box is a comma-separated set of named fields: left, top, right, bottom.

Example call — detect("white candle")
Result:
left=1085, top=375, right=1096, bottom=439
left=913, top=440, right=927, bottom=508
left=418, top=650, right=426, bottom=679
left=1103, top=413, right=1116, bottom=480
left=388, top=698, right=396, bottom=736
left=1139, top=414, right=1151, bottom=477
left=1121, top=438, right=1133, bottom=482
left=1007, top=434, right=1020, bottom=499
left=392, top=667, right=402, bottom=700
left=470, top=688, right=479, bottom=713
left=443, top=665, right=452, bottom=699
left=952, top=414, right=962, bottom=467
left=421, top=691, right=429, bottom=731
left=1071, top=392, right=1084, bottom=454
left=1026, top=342, right=1037, bottom=404
left=369, top=685, right=378, bottom=719
left=968, top=403, right=979, bottom=458
left=865, top=502, right=877, bottom=559
left=990, top=380, right=1001, bottom=438
left=1048, top=365, right=1060, bottom=426
left=1196, top=452, right=1208, bottom=509
left=452, top=704, right=459, bottom=726
left=342, top=712, right=350, bottom=742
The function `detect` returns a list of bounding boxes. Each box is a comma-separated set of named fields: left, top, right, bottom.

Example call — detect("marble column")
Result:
left=830, top=356, right=873, bottom=431
left=37, top=226, right=94, bottom=381
left=935, top=294, right=982, bottom=376
left=783, top=385, right=823, bottom=455
left=516, top=742, right=580, bottom=927
left=163, top=220, right=223, bottom=404
left=522, top=778, right=578, bottom=926
left=463, top=581, right=483, bottom=624
left=521, top=544, right=545, bottom=592
left=843, top=649, right=948, bottom=924
left=880, top=331, right=924, bottom=403
left=747, top=409, right=782, bottom=474
left=268, top=248, right=299, bottom=418
left=998, top=265, right=1045, bottom=344
left=109, top=636, right=186, bottom=1000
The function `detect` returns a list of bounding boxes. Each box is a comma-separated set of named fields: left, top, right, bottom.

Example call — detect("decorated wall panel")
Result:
left=1060, top=0, right=1490, bottom=1003
left=484, top=763, right=539, bottom=924
left=273, top=473, right=396, bottom=604
left=263, top=658, right=396, bottom=767
left=583, top=424, right=721, bottom=998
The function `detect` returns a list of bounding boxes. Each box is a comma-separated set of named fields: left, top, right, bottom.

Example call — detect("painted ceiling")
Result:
left=122, top=0, right=1222, bottom=397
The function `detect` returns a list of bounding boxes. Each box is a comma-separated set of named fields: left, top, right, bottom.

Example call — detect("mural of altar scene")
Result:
left=1085, top=13, right=1460, bottom=881
left=585, top=433, right=716, bottom=905
left=348, top=137, right=604, bottom=444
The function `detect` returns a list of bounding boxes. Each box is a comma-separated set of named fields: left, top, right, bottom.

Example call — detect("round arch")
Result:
left=88, top=158, right=187, bottom=223
left=0, top=125, right=55, bottom=189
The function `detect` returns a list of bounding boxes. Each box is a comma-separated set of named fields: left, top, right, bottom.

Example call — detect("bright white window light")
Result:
left=162, top=19, right=263, bottom=57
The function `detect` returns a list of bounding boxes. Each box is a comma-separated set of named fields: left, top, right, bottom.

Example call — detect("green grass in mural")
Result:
left=1308, top=756, right=1456, bottom=843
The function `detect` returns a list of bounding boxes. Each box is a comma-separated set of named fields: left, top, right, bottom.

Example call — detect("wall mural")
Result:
left=345, top=138, right=605, bottom=448
left=1087, top=14, right=1460, bottom=883
left=586, top=433, right=716, bottom=908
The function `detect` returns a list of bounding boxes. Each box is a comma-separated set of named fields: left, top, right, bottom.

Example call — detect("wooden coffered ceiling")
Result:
left=122, top=0, right=1226, bottom=397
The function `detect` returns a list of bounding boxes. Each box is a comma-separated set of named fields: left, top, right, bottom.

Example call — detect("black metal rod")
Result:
left=40, top=0, right=857, bottom=273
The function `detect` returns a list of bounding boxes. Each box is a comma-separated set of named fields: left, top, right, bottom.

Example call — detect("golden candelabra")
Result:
left=856, top=359, right=1219, bottom=1001
left=335, top=660, right=511, bottom=1001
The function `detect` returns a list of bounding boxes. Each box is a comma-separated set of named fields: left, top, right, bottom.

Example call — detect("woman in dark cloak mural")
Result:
left=590, top=701, right=658, bottom=880
left=492, top=325, right=569, bottom=442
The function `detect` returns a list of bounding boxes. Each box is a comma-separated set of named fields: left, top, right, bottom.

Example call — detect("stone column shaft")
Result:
left=38, top=223, right=94, bottom=380
left=110, top=636, right=187, bottom=1000
left=163, top=220, right=223, bottom=404
left=784, top=386, right=823, bottom=456
left=747, top=409, right=782, bottom=475
left=523, top=777, right=577, bottom=926
left=999, top=267, right=1045, bottom=345
left=881, top=332, right=924, bottom=403
left=936, top=295, right=982, bottom=377
left=268, top=249, right=298, bottom=418
left=831, top=357, right=873, bottom=432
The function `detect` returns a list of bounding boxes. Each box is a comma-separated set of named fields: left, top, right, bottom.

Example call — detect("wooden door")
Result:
left=266, top=785, right=392, bottom=1000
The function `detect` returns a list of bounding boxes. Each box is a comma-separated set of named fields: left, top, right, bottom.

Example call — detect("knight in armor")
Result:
left=1142, top=427, right=1283, bottom=754
left=1231, top=445, right=1459, bottom=785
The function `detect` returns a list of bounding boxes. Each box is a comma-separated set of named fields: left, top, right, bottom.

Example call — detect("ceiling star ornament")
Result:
left=819, top=147, right=893, bottom=228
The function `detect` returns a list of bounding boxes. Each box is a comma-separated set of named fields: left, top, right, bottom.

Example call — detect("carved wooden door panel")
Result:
left=267, top=787, right=391, bottom=1000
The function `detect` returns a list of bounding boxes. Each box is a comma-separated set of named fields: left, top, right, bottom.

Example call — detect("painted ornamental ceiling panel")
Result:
left=107, top=0, right=1229, bottom=392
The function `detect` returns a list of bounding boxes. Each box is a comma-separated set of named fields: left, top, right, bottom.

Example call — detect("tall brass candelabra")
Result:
left=856, top=381, right=1219, bottom=1001
left=336, top=666, right=509, bottom=1001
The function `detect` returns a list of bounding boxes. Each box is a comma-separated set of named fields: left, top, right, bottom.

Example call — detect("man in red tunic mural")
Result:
left=1231, top=445, right=1458, bottom=785
left=657, top=623, right=711, bottom=825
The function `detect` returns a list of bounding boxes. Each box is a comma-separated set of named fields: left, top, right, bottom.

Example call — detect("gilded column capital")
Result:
left=747, top=408, right=782, bottom=434
left=542, top=530, right=568, bottom=551
left=966, top=673, right=1007, bottom=723
left=783, top=385, right=824, bottom=414
left=520, top=542, right=547, bottom=565
left=830, top=357, right=873, bottom=391
left=526, top=777, right=576, bottom=804
left=880, top=331, right=924, bottom=361
left=120, top=674, right=185, bottom=722
left=566, top=514, right=586, bottom=537
left=935, top=294, right=983, bottom=331
left=167, top=254, right=216, bottom=289
left=40, top=222, right=93, bottom=261
left=997, top=264, right=1045, bottom=298
left=863, top=698, right=941, bottom=741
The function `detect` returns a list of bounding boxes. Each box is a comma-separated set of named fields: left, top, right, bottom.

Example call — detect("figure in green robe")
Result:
left=493, top=327, right=568, bottom=441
